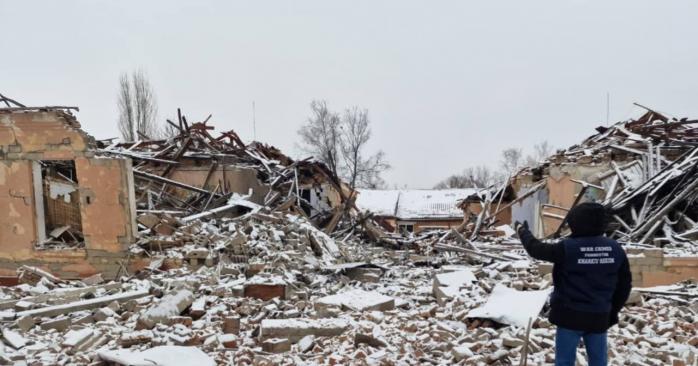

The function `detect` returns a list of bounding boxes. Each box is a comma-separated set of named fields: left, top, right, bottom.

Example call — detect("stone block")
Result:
left=315, top=289, right=394, bottom=313
left=138, top=289, right=194, bottom=329
left=262, top=338, right=291, bottom=353
left=297, top=335, right=315, bottom=353
left=222, top=316, right=240, bottom=334
left=40, top=316, right=71, bottom=332
left=260, top=318, right=349, bottom=342
left=16, top=316, right=35, bottom=332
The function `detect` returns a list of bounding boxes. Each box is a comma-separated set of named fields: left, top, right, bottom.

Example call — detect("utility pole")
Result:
left=606, top=92, right=610, bottom=126
left=252, top=101, right=257, bottom=141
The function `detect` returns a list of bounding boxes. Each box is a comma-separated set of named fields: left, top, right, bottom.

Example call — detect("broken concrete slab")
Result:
left=62, top=328, right=93, bottom=348
left=467, top=284, right=551, bottom=328
left=98, top=345, right=216, bottom=366
left=432, top=267, right=477, bottom=304
left=315, top=289, right=394, bottom=312
left=260, top=318, right=349, bottom=342
left=11, top=290, right=149, bottom=320
left=138, top=289, right=194, bottom=329
left=2, top=329, right=26, bottom=349
left=39, top=316, right=71, bottom=332
left=15, top=315, right=35, bottom=332
left=297, top=335, right=315, bottom=353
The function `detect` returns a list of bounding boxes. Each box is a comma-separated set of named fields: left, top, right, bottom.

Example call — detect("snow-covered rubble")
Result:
left=0, top=212, right=694, bottom=365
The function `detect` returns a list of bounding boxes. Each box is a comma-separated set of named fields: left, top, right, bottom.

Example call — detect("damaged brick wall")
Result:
left=627, top=248, right=698, bottom=287
left=509, top=163, right=609, bottom=237
left=0, top=109, right=137, bottom=279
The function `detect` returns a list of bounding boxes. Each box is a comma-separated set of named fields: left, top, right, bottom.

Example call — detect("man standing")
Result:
left=515, top=202, right=632, bottom=366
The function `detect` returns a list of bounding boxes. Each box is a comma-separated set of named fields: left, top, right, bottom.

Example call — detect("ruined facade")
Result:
left=0, top=108, right=138, bottom=278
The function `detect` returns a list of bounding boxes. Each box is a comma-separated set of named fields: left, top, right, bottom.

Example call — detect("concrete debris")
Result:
left=315, top=289, right=395, bottom=312
left=260, top=318, right=350, bottom=342
left=138, top=289, right=195, bottom=329
left=0, top=227, right=691, bottom=365
left=0, top=103, right=695, bottom=365
left=467, top=284, right=551, bottom=327
left=98, top=345, right=216, bottom=366
left=455, top=108, right=698, bottom=288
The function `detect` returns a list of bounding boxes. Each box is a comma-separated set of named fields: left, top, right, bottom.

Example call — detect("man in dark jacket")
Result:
left=514, top=202, right=632, bottom=366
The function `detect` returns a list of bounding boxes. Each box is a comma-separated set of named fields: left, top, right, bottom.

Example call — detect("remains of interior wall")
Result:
left=299, top=183, right=342, bottom=217
left=76, top=157, right=137, bottom=252
left=463, top=202, right=512, bottom=229
left=153, top=163, right=270, bottom=204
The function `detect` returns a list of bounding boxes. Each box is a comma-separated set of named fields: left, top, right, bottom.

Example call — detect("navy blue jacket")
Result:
left=518, top=228, right=632, bottom=333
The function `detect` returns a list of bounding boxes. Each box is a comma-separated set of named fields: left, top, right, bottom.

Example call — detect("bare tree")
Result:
left=433, top=165, right=497, bottom=189
left=298, top=101, right=390, bottom=189
left=500, top=147, right=523, bottom=175
left=340, top=107, right=390, bottom=189
left=298, top=100, right=342, bottom=177
left=525, top=140, right=553, bottom=166
left=117, top=70, right=159, bottom=141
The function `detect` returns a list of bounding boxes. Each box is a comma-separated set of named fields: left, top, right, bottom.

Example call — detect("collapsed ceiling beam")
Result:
left=133, top=170, right=219, bottom=197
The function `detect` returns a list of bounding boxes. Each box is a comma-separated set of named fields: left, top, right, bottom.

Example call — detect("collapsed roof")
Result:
left=98, top=109, right=354, bottom=235
left=465, top=105, right=698, bottom=253
left=356, top=189, right=476, bottom=220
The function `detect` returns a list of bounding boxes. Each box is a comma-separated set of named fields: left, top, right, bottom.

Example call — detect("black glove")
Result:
left=514, top=220, right=529, bottom=235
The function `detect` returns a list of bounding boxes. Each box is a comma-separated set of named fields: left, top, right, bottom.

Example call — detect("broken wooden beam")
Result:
left=133, top=170, right=218, bottom=196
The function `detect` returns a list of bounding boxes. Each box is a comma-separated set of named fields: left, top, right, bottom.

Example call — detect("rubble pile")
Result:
left=99, top=109, right=352, bottom=236
left=0, top=224, right=694, bottom=365
left=464, top=107, right=698, bottom=253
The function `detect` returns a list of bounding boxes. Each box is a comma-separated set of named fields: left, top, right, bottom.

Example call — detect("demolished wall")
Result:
left=0, top=109, right=137, bottom=278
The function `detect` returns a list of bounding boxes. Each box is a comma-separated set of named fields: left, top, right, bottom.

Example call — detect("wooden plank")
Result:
left=133, top=170, right=217, bottom=196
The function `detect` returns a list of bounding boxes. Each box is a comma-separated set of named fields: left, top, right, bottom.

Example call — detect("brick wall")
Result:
left=626, top=248, right=698, bottom=287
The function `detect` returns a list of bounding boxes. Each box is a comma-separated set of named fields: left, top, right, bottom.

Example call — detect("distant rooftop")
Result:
left=356, top=188, right=477, bottom=220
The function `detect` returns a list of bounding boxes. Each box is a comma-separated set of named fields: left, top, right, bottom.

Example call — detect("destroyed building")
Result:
left=0, top=107, right=138, bottom=279
left=0, top=99, right=694, bottom=365
left=460, top=107, right=698, bottom=286
left=0, top=104, right=352, bottom=280
left=355, top=189, right=475, bottom=234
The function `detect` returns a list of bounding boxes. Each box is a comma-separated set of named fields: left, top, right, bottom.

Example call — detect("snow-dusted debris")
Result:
left=0, top=210, right=692, bottom=365
left=315, top=289, right=395, bottom=312
left=98, top=346, right=215, bottom=366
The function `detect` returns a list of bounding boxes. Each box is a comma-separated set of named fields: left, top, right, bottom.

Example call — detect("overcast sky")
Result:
left=2, top=1, right=697, bottom=188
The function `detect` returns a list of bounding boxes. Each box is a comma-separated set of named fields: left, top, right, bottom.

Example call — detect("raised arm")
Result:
left=515, top=221, right=564, bottom=263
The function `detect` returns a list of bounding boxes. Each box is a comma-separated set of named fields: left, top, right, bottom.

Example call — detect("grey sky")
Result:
left=2, top=1, right=697, bottom=188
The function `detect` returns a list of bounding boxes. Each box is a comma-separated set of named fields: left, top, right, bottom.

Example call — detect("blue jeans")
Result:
left=555, top=327, right=607, bottom=366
